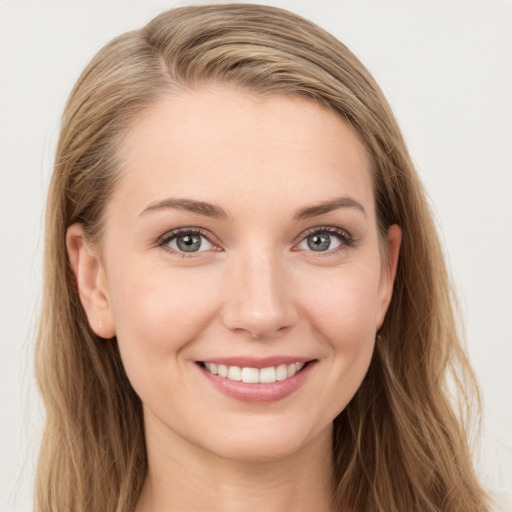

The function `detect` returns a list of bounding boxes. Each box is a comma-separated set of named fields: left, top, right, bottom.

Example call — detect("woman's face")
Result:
left=70, top=85, right=400, bottom=462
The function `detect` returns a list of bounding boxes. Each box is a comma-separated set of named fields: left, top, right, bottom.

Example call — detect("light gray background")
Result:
left=1, top=1, right=511, bottom=510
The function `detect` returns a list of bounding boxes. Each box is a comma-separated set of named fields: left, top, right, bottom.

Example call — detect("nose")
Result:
left=221, top=251, right=298, bottom=340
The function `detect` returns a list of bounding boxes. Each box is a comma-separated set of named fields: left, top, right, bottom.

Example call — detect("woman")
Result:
left=35, top=4, right=489, bottom=511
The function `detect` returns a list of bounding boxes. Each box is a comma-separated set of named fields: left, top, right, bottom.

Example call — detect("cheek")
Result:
left=107, top=263, right=221, bottom=384
left=301, top=266, right=380, bottom=399
left=301, top=265, right=381, bottom=347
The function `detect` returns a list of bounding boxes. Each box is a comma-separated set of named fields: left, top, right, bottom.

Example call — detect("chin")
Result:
left=199, top=418, right=333, bottom=463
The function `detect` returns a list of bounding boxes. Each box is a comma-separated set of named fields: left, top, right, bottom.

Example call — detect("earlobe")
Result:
left=376, top=224, right=402, bottom=329
left=66, top=223, right=116, bottom=339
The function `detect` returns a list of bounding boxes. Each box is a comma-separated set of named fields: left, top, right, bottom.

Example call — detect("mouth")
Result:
left=198, top=361, right=309, bottom=383
left=195, top=358, right=316, bottom=403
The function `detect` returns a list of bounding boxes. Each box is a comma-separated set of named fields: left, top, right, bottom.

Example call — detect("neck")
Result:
left=135, top=413, right=336, bottom=512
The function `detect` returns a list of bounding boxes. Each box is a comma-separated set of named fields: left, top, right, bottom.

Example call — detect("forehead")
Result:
left=113, top=85, right=374, bottom=220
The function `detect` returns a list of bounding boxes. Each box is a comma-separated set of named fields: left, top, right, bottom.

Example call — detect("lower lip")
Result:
left=197, top=362, right=316, bottom=404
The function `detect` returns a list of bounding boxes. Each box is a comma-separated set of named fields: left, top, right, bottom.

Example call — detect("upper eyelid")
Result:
left=293, top=225, right=352, bottom=245
left=158, top=227, right=219, bottom=245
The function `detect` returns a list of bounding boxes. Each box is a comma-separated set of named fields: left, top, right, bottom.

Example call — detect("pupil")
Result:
left=177, top=234, right=201, bottom=252
left=307, top=233, right=330, bottom=251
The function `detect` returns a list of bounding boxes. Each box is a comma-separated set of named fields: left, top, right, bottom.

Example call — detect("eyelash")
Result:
left=295, top=226, right=355, bottom=256
left=157, top=227, right=218, bottom=259
left=157, top=226, right=354, bottom=259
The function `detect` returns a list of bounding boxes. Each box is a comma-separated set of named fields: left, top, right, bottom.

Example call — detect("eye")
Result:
left=159, top=229, right=215, bottom=254
left=296, top=227, right=352, bottom=253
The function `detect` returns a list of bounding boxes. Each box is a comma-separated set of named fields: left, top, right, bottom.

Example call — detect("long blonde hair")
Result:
left=35, top=4, right=488, bottom=511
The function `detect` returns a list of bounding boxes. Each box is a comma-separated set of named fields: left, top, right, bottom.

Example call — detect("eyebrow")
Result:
left=293, top=196, right=366, bottom=220
left=139, top=196, right=366, bottom=220
left=139, top=198, right=231, bottom=219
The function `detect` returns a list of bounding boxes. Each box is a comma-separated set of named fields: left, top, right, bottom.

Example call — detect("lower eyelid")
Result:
left=168, top=235, right=213, bottom=251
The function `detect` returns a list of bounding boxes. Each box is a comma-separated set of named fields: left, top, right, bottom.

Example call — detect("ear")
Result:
left=376, top=224, right=402, bottom=330
left=66, top=223, right=116, bottom=339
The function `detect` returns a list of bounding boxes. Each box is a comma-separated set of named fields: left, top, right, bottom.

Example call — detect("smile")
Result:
left=202, top=361, right=305, bottom=383
left=196, top=358, right=316, bottom=403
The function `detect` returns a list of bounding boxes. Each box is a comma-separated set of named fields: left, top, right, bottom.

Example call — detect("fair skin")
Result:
left=67, top=85, right=401, bottom=512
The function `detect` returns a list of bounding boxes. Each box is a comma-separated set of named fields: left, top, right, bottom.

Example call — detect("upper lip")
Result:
left=197, top=356, right=315, bottom=369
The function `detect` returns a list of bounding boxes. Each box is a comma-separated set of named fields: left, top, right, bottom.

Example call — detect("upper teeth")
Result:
left=204, top=362, right=305, bottom=383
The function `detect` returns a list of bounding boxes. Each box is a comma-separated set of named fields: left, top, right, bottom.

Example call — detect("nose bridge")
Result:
left=222, top=246, right=298, bottom=339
